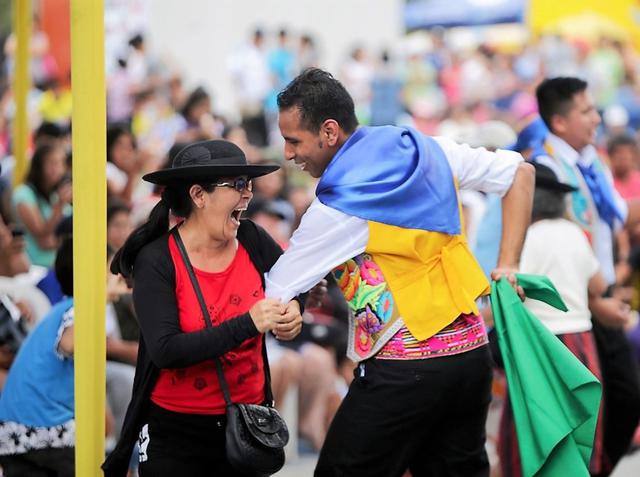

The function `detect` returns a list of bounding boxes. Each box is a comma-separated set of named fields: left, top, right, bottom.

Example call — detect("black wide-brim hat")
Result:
left=532, top=161, right=578, bottom=193
left=143, top=140, right=279, bottom=185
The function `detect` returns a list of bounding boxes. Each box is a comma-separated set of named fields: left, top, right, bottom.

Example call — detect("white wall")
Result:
left=146, top=0, right=402, bottom=117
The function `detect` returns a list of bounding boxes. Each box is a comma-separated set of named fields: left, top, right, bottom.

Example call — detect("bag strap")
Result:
left=171, top=228, right=275, bottom=407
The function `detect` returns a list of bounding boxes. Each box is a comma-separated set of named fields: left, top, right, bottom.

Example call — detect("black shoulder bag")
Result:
left=172, top=229, right=289, bottom=476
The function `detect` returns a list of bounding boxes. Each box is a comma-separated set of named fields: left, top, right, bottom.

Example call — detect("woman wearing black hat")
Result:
left=103, top=140, right=304, bottom=476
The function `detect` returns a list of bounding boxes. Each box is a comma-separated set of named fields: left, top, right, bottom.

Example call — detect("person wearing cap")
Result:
left=102, top=140, right=306, bottom=476
left=265, top=68, right=534, bottom=477
left=535, top=77, right=640, bottom=474
left=498, top=162, right=611, bottom=476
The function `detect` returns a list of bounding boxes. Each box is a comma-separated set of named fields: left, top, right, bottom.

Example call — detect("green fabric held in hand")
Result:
left=491, top=273, right=602, bottom=477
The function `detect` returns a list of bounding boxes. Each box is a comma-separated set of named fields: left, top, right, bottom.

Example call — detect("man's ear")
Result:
left=321, top=119, right=340, bottom=147
left=550, top=114, right=566, bottom=136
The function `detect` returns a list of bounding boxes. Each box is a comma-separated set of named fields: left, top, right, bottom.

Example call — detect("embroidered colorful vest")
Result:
left=333, top=191, right=490, bottom=362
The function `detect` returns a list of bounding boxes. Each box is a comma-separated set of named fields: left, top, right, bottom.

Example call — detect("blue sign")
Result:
left=405, top=0, right=526, bottom=30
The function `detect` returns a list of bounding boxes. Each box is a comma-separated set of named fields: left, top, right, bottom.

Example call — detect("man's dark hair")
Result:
left=277, top=68, right=359, bottom=133
left=536, top=77, right=588, bottom=132
left=607, top=134, right=637, bottom=156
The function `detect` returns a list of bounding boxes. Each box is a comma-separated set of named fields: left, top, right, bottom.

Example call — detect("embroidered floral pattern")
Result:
left=334, top=254, right=398, bottom=359
left=335, top=253, right=489, bottom=361
left=355, top=305, right=384, bottom=335
left=376, top=291, right=394, bottom=324
left=334, top=259, right=361, bottom=301
left=355, top=324, right=372, bottom=354
left=360, top=258, right=384, bottom=286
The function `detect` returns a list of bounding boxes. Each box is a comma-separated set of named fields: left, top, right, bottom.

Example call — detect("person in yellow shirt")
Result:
left=37, top=79, right=72, bottom=127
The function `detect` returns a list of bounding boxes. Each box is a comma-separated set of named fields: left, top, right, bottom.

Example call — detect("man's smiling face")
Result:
left=279, top=107, right=334, bottom=178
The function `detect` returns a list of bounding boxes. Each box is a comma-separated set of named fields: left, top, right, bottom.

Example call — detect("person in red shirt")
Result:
left=104, top=140, right=307, bottom=477
left=610, top=134, right=640, bottom=200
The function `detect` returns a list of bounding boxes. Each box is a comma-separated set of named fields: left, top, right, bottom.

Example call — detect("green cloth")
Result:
left=491, top=274, right=602, bottom=477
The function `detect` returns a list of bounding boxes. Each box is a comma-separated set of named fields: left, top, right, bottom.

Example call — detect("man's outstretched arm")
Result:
left=492, top=162, right=535, bottom=296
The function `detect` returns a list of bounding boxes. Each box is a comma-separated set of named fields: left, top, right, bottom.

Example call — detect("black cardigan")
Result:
left=103, top=220, right=297, bottom=476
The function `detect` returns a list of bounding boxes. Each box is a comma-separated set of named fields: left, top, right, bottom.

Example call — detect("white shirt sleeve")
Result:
left=433, top=136, right=523, bottom=196
left=265, top=198, right=368, bottom=303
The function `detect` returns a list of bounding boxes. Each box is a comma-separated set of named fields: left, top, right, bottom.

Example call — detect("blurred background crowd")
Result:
left=0, top=0, right=639, bottom=475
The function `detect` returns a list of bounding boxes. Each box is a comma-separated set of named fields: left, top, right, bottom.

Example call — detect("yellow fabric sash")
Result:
left=365, top=222, right=490, bottom=341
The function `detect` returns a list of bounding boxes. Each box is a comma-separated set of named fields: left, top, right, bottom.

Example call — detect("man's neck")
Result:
left=550, top=132, right=588, bottom=155
left=547, top=133, right=597, bottom=167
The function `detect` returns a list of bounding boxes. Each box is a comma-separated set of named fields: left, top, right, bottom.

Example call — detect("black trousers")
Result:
left=138, top=403, right=246, bottom=477
left=315, top=346, right=493, bottom=477
left=0, top=447, right=75, bottom=477
left=591, top=321, right=640, bottom=475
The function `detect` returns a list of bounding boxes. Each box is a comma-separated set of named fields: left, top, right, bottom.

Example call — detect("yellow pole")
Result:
left=70, top=0, right=106, bottom=475
left=12, top=0, right=31, bottom=186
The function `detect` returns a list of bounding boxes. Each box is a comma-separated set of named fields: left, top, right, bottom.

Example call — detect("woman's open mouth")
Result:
left=230, top=207, right=245, bottom=226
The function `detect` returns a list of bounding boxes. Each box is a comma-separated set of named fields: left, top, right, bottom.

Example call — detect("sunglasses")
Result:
left=213, top=178, right=253, bottom=192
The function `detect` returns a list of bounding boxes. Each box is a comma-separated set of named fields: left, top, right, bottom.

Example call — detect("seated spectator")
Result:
left=12, top=143, right=71, bottom=267
left=0, top=215, right=29, bottom=278
left=174, top=86, right=224, bottom=142
left=0, top=214, right=50, bottom=326
left=107, top=199, right=133, bottom=253
left=0, top=294, right=28, bottom=392
left=37, top=79, right=72, bottom=128
left=610, top=134, right=640, bottom=200
left=107, top=125, right=143, bottom=205
left=0, top=238, right=108, bottom=476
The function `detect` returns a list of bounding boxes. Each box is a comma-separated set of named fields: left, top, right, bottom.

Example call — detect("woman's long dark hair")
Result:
left=26, top=143, right=64, bottom=203
left=111, top=182, right=215, bottom=278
